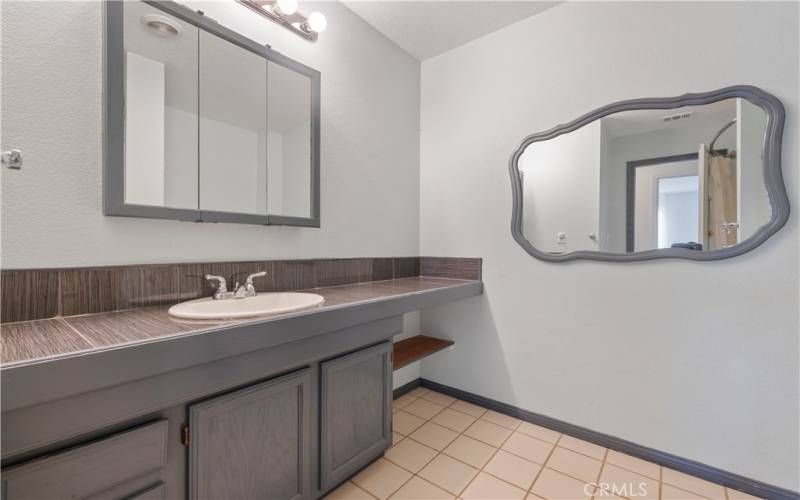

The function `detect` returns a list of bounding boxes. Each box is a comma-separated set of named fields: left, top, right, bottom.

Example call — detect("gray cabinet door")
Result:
left=320, top=342, right=392, bottom=491
left=188, top=369, right=311, bottom=500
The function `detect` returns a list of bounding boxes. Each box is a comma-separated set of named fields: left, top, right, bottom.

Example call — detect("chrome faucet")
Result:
left=206, top=271, right=266, bottom=300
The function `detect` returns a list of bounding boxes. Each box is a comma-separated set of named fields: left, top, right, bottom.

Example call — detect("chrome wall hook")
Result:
left=1, top=150, right=23, bottom=169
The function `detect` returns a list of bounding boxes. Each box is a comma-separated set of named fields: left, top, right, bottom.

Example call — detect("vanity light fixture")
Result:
left=237, top=0, right=327, bottom=42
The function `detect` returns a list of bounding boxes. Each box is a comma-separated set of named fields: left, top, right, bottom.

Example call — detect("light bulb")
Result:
left=274, top=0, right=297, bottom=15
left=307, top=11, right=327, bottom=32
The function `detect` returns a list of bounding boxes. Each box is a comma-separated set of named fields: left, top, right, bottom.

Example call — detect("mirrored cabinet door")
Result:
left=199, top=32, right=267, bottom=215
left=123, top=1, right=199, bottom=210
left=267, top=61, right=313, bottom=220
left=107, top=1, right=320, bottom=226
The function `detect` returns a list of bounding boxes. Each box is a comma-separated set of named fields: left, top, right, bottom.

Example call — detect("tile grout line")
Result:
left=526, top=432, right=564, bottom=496
left=461, top=412, right=527, bottom=497
left=590, top=447, right=609, bottom=500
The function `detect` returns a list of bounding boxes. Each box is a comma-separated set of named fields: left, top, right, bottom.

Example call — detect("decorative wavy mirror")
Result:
left=509, top=86, right=787, bottom=262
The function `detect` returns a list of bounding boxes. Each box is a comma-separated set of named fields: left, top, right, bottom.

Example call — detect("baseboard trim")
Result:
left=401, top=378, right=799, bottom=500
left=393, top=378, right=422, bottom=399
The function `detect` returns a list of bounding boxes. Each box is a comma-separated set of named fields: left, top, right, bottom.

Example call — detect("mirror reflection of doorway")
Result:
left=626, top=153, right=700, bottom=252
left=657, top=175, right=699, bottom=249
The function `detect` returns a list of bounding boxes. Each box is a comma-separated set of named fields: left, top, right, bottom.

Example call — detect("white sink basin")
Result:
left=168, top=292, right=325, bottom=320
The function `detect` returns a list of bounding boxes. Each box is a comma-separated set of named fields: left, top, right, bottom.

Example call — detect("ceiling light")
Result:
left=141, top=14, right=182, bottom=37
left=306, top=12, right=327, bottom=33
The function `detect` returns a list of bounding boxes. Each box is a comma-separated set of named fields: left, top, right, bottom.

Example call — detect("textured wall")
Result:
left=418, top=1, right=799, bottom=490
left=0, top=1, right=420, bottom=268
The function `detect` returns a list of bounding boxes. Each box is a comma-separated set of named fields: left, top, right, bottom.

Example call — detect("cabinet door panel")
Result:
left=320, top=342, right=392, bottom=490
left=189, top=369, right=311, bottom=500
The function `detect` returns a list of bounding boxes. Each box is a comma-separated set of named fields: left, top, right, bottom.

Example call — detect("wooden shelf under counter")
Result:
left=393, top=335, right=454, bottom=370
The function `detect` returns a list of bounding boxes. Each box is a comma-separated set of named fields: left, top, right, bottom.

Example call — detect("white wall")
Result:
left=520, top=121, right=601, bottom=253
left=419, top=1, right=798, bottom=490
left=124, top=52, right=165, bottom=207
left=738, top=98, right=771, bottom=239
left=198, top=116, right=263, bottom=214
left=0, top=0, right=420, bottom=267
left=281, top=121, right=312, bottom=218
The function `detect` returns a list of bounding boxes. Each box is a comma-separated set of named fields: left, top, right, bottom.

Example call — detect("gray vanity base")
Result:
left=1, top=317, right=401, bottom=500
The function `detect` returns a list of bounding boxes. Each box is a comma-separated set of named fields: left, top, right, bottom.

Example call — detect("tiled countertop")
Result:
left=1, top=276, right=480, bottom=366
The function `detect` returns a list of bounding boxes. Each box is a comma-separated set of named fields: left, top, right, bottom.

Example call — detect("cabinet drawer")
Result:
left=2, top=420, right=168, bottom=500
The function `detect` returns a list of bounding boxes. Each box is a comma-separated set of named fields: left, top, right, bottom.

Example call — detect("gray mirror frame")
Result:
left=509, top=85, right=787, bottom=262
left=104, top=0, right=321, bottom=227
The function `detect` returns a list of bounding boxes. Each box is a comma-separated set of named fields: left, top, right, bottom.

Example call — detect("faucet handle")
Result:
left=205, top=274, right=227, bottom=292
left=245, top=271, right=267, bottom=285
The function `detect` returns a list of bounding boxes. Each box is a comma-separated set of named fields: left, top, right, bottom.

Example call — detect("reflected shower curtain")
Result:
left=705, top=153, right=738, bottom=250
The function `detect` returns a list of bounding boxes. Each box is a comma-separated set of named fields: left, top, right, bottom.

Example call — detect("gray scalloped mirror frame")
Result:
left=509, top=85, right=788, bottom=262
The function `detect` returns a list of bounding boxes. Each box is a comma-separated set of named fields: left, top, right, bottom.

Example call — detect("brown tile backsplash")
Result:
left=0, top=257, right=481, bottom=323
left=273, top=260, right=315, bottom=292
left=420, top=257, right=482, bottom=280
left=1, top=270, right=60, bottom=323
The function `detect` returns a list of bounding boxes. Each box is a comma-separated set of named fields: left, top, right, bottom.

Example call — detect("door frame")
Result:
left=626, top=152, right=699, bottom=252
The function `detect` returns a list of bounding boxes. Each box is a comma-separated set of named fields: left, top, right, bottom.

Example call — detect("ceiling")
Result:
left=341, top=1, right=560, bottom=60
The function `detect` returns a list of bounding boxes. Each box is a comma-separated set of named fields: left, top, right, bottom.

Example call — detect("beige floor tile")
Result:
left=394, top=410, right=426, bottom=436
left=352, top=458, right=412, bottom=500
left=325, top=481, right=374, bottom=499
left=432, top=408, right=478, bottom=432
left=390, top=476, right=455, bottom=500
left=661, top=484, right=709, bottom=499
left=443, top=435, right=497, bottom=468
left=605, top=450, right=659, bottom=480
left=545, top=446, right=602, bottom=483
left=422, top=391, right=458, bottom=407
left=393, top=394, right=417, bottom=410
left=517, top=422, right=561, bottom=444
left=384, top=438, right=438, bottom=473
left=557, top=435, right=606, bottom=460
left=481, top=410, right=522, bottom=430
left=409, top=387, right=430, bottom=397
left=462, top=472, right=527, bottom=500
left=404, top=398, right=447, bottom=420
left=726, top=488, right=762, bottom=500
left=598, top=463, right=658, bottom=500
left=530, top=467, right=593, bottom=500
left=419, top=454, right=480, bottom=495
left=484, top=450, right=542, bottom=490
left=501, top=432, right=554, bottom=464
left=464, top=419, right=513, bottom=447
left=662, top=468, right=725, bottom=499
left=410, top=421, right=460, bottom=451
left=392, top=432, right=403, bottom=446
left=451, top=400, right=488, bottom=418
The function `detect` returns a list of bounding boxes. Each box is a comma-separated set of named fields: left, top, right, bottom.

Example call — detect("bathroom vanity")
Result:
left=0, top=270, right=482, bottom=499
